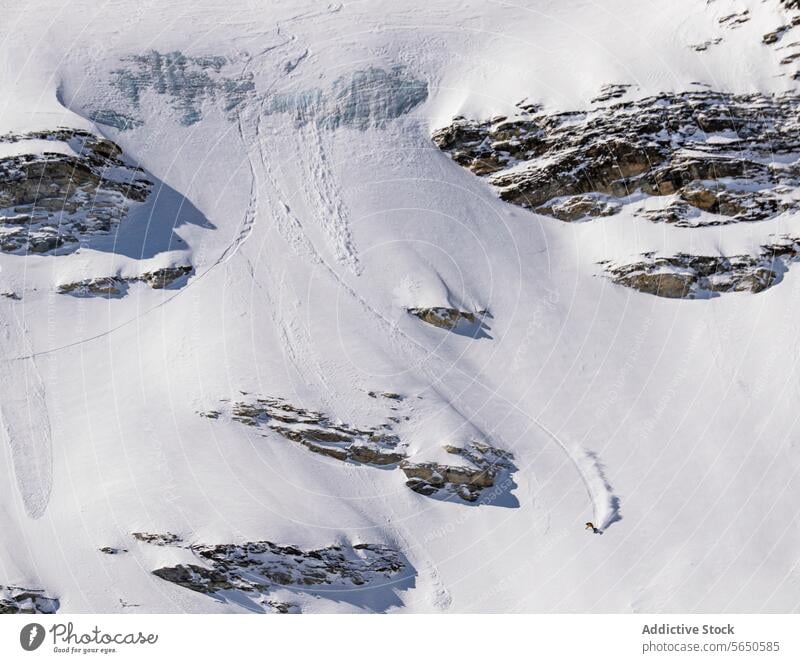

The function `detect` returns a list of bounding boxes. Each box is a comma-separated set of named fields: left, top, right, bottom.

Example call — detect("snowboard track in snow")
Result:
left=0, top=309, right=53, bottom=519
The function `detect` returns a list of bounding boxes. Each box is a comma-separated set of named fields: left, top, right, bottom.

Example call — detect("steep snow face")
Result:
left=1, top=0, right=800, bottom=614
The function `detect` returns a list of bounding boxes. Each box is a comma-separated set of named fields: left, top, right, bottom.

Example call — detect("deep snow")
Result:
left=0, top=0, right=799, bottom=612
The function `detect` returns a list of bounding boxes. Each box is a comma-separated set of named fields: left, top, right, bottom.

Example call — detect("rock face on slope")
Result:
left=132, top=531, right=182, bottom=546
left=57, top=266, right=193, bottom=298
left=224, top=396, right=406, bottom=465
left=401, top=441, right=517, bottom=503
left=407, top=306, right=473, bottom=328
left=138, top=534, right=410, bottom=613
left=407, top=307, right=491, bottom=337
left=0, top=585, right=59, bottom=614
left=760, top=2, right=800, bottom=72
left=0, top=128, right=152, bottom=254
left=204, top=395, right=516, bottom=504
left=433, top=91, right=800, bottom=227
left=435, top=89, right=800, bottom=298
left=603, top=236, right=800, bottom=298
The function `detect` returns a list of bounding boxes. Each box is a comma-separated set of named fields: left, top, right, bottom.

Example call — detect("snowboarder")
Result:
left=585, top=521, right=599, bottom=533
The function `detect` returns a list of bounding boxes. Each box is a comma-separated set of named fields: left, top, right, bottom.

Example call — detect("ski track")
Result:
left=1, top=51, right=618, bottom=547
left=212, top=113, right=259, bottom=268
left=301, top=123, right=362, bottom=274
left=229, top=96, right=617, bottom=537
left=0, top=118, right=618, bottom=542
left=582, top=450, right=622, bottom=531
left=0, top=308, right=53, bottom=519
left=384, top=522, right=453, bottom=612
left=244, top=111, right=618, bottom=532
left=244, top=116, right=339, bottom=393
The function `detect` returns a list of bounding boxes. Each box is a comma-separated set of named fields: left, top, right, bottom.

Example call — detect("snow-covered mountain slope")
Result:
left=2, top=0, right=800, bottom=613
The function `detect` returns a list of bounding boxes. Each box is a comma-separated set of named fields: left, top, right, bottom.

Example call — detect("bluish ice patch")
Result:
left=100, top=50, right=254, bottom=126
left=268, top=66, right=428, bottom=130
left=89, top=109, right=143, bottom=131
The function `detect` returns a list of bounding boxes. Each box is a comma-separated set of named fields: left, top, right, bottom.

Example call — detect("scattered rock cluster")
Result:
left=691, top=37, right=722, bottom=52
left=99, top=546, right=128, bottom=555
left=136, top=533, right=408, bottom=613
left=228, top=395, right=406, bottom=466
left=603, top=236, right=800, bottom=298
left=407, top=306, right=477, bottom=329
left=761, top=2, right=800, bottom=74
left=719, top=9, right=750, bottom=29
left=0, top=128, right=152, bottom=254
left=132, top=531, right=182, bottom=545
left=407, top=306, right=490, bottom=337
left=205, top=395, right=516, bottom=504
left=401, top=441, right=516, bottom=502
left=57, top=265, right=193, bottom=298
left=0, top=585, right=59, bottom=614
left=591, top=83, right=636, bottom=104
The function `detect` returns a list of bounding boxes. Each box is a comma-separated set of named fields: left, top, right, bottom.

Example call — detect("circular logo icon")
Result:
left=20, top=623, right=45, bottom=652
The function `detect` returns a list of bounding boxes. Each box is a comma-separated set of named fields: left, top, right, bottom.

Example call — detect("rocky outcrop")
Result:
left=407, top=307, right=475, bottom=329
left=57, top=265, right=193, bottom=298
left=407, top=307, right=490, bottom=337
left=763, top=25, right=791, bottom=44
left=536, top=194, right=621, bottom=222
left=142, top=535, right=410, bottom=613
left=761, top=3, right=800, bottom=72
left=152, top=565, right=234, bottom=594
left=433, top=91, right=800, bottom=226
left=691, top=37, right=722, bottom=52
left=206, top=394, right=515, bottom=504
left=719, top=10, right=750, bottom=29
left=401, top=441, right=516, bottom=503
left=367, top=390, right=403, bottom=400
left=227, top=396, right=406, bottom=465
left=0, top=128, right=152, bottom=254
left=604, top=237, right=800, bottom=298
left=132, top=531, right=182, bottom=546
left=58, top=277, right=128, bottom=297
left=140, top=266, right=193, bottom=288
left=591, top=83, right=635, bottom=104
left=0, top=585, right=59, bottom=614
left=99, top=546, right=128, bottom=555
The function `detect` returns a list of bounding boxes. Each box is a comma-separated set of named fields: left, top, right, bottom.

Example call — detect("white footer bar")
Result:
left=0, top=614, right=796, bottom=662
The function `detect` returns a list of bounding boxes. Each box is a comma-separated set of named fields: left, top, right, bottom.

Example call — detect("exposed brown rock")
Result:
left=58, top=277, right=126, bottom=297
left=434, top=91, right=800, bottom=227
left=407, top=306, right=477, bottom=330
left=604, top=237, right=799, bottom=298
left=226, top=396, right=406, bottom=466
left=57, top=265, right=193, bottom=298
left=400, top=441, right=516, bottom=503
left=0, top=128, right=152, bottom=254
left=146, top=536, right=408, bottom=613
left=132, top=531, right=182, bottom=546
left=140, top=265, right=193, bottom=289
